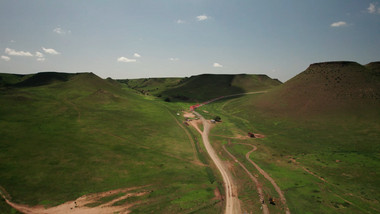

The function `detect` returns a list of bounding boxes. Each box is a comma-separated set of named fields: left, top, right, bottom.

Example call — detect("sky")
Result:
left=0, top=0, right=379, bottom=82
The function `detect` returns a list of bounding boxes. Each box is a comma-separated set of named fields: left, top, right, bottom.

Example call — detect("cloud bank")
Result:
left=42, top=47, right=60, bottom=55
left=5, top=48, right=33, bottom=56
left=1, top=55, right=11, bottom=61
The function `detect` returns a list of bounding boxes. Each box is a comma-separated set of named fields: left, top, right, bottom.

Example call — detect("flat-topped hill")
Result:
left=120, top=73, right=281, bottom=102
left=251, top=61, right=380, bottom=117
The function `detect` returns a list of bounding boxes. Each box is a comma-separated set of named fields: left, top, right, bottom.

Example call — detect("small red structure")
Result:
left=189, top=96, right=227, bottom=111
left=190, top=104, right=201, bottom=111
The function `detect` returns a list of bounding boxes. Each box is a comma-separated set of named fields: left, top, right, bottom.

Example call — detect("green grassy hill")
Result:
left=0, top=73, right=30, bottom=87
left=120, top=74, right=281, bottom=102
left=196, top=61, right=380, bottom=213
left=118, top=77, right=183, bottom=97
left=2, top=62, right=379, bottom=213
left=252, top=61, right=380, bottom=118
left=0, top=72, right=221, bottom=213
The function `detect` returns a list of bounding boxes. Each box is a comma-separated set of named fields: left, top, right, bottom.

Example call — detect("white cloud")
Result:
left=35, top=51, right=45, bottom=62
left=133, top=53, right=141, bottom=58
left=169, top=58, right=179, bottom=61
left=42, top=47, right=60, bottom=55
left=176, top=19, right=185, bottom=24
left=117, top=57, right=137, bottom=63
left=53, top=27, right=71, bottom=35
left=368, top=3, right=376, bottom=13
left=330, top=21, right=347, bottom=27
left=1, top=55, right=10, bottom=61
left=213, top=63, right=223, bottom=68
left=196, top=15, right=209, bottom=21
left=35, top=51, right=44, bottom=58
left=5, top=48, right=33, bottom=56
left=53, top=27, right=64, bottom=34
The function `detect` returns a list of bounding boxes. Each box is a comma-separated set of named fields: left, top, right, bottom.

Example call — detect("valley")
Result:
left=1, top=61, right=380, bottom=213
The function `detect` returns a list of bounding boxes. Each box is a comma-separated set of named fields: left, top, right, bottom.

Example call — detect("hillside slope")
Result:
left=0, top=72, right=220, bottom=213
left=199, top=61, right=380, bottom=213
left=252, top=61, right=380, bottom=117
left=120, top=74, right=281, bottom=102
left=0, top=73, right=30, bottom=87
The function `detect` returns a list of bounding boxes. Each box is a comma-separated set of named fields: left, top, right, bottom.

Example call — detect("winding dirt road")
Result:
left=193, top=111, right=241, bottom=214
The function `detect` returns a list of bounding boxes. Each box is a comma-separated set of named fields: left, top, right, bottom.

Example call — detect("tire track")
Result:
left=222, top=144, right=269, bottom=214
left=241, top=143, right=290, bottom=214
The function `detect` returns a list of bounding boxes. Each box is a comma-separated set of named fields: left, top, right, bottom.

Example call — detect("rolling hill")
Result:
left=120, top=74, right=281, bottom=102
left=0, top=72, right=222, bottom=213
left=251, top=61, right=380, bottom=118
left=1, top=62, right=379, bottom=213
left=202, top=61, right=380, bottom=213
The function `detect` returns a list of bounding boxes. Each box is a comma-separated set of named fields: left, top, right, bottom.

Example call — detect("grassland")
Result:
left=1, top=62, right=378, bottom=213
left=194, top=93, right=379, bottom=213
left=194, top=62, right=380, bottom=213
left=0, top=72, right=221, bottom=213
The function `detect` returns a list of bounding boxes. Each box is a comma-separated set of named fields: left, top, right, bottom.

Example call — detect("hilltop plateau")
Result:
left=250, top=61, right=380, bottom=118
left=119, top=74, right=281, bottom=102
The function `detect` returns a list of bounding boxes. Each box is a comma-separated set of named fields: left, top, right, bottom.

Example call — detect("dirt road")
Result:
left=193, top=111, right=241, bottom=214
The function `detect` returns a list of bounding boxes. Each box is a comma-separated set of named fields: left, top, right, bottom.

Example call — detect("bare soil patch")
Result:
left=189, top=120, right=203, bottom=135
left=183, top=111, right=196, bottom=118
left=1, top=186, right=150, bottom=214
left=213, top=187, right=223, bottom=201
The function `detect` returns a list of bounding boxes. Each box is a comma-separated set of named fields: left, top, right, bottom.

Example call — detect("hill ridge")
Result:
left=251, top=60, right=380, bottom=117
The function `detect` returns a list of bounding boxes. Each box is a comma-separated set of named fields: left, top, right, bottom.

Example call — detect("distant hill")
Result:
left=0, top=73, right=30, bottom=87
left=251, top=61, right=380, bottom=117
left=118, top=77, right=183, bottom=97
left=120, top=74, right=281, bottom=102
left=13, top=72, right=76, bottom=87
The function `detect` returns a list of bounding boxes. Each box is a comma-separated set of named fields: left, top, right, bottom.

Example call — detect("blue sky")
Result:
left=0, top=0, right=379, bottom=81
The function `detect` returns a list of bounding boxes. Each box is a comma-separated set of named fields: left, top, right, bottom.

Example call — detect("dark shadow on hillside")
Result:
left=159, top=74, right=246, bottom=103
left=14, top=72, right=76, bottom=87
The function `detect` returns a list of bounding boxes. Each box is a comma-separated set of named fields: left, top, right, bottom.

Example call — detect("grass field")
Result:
left=198, top=92, right=380, bottom=213
left=0, top=72, right=221, bottom=213
left=1, top=63, right=379, bottom=213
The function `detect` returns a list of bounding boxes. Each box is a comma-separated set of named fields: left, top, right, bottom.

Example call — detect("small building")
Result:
left=210, top=119, right=216, bottom=124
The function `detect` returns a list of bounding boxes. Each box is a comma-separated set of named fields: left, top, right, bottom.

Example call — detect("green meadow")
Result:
left=199, top=92, right=380, bottom=213
left=1, top=62, right=379, bottom=213
left=0, top=73, right=221, bottom=213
